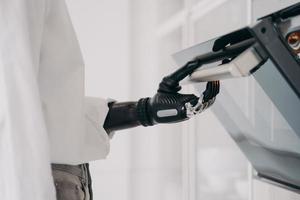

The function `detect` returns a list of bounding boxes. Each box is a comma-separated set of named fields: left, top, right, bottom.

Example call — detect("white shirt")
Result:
left=0, top=0, right=110, bottom=199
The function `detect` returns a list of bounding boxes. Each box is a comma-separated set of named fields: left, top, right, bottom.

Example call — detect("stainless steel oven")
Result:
left=173, top=3, right=300, bottom=192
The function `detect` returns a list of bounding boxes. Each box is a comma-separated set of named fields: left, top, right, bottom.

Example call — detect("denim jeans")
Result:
left=52, top=164, right=93, bottom=200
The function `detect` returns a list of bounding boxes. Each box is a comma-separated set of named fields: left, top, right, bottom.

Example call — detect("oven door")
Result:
left=173, top=24, right=300, bottom=192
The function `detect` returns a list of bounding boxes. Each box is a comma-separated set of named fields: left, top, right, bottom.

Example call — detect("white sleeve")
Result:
left=83, top=97, right=114, bottom=161
left=0, top=0, right=56, bottom=200
left=85, top=96, right=115, bottom=136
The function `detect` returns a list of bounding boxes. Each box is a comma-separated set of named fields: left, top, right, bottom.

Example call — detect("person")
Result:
left=0, top=0, right=219, bottom=200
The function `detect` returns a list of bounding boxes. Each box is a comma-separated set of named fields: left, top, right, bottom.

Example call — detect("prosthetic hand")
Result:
left=137, top=81, right=219, bottom=126
left=104, top=59, right=220, bottom=133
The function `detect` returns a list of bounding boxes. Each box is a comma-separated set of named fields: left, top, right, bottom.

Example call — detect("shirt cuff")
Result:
left=85, top=97, right=115, bottom=138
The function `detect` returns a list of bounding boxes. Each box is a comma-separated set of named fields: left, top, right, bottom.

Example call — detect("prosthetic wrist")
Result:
left=103, top=81, right=219, bottom=133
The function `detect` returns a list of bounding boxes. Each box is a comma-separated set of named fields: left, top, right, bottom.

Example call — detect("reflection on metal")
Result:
left=254, top=174, right=300, bottom=194
left=287, top=32, right=300, bottom=53
left=211, top=87, right=300, bottom=192
left=173, top=3, right=300, bottom=192
left=157, top=109, right=178, bottom=117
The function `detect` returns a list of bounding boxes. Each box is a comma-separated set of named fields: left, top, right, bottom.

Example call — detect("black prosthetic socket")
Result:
left=103, top=101, right=141, bottom=134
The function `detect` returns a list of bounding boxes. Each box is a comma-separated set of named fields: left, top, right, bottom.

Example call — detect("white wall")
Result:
left=65, top=1, right=131, bottom=200
left=65, top=0, right=130, bottom=99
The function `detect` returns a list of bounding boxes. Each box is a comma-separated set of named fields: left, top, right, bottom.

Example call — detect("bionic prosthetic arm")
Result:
left=103, top=81, right=219, bottom=133
left=103, top=55, right=221, bottom=133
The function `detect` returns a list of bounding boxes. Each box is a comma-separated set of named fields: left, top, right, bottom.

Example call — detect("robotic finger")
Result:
left=185, top=80, right=219, bottom=118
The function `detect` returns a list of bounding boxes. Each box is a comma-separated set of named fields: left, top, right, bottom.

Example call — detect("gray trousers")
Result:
left=52, top=164, right=93, bottom=200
